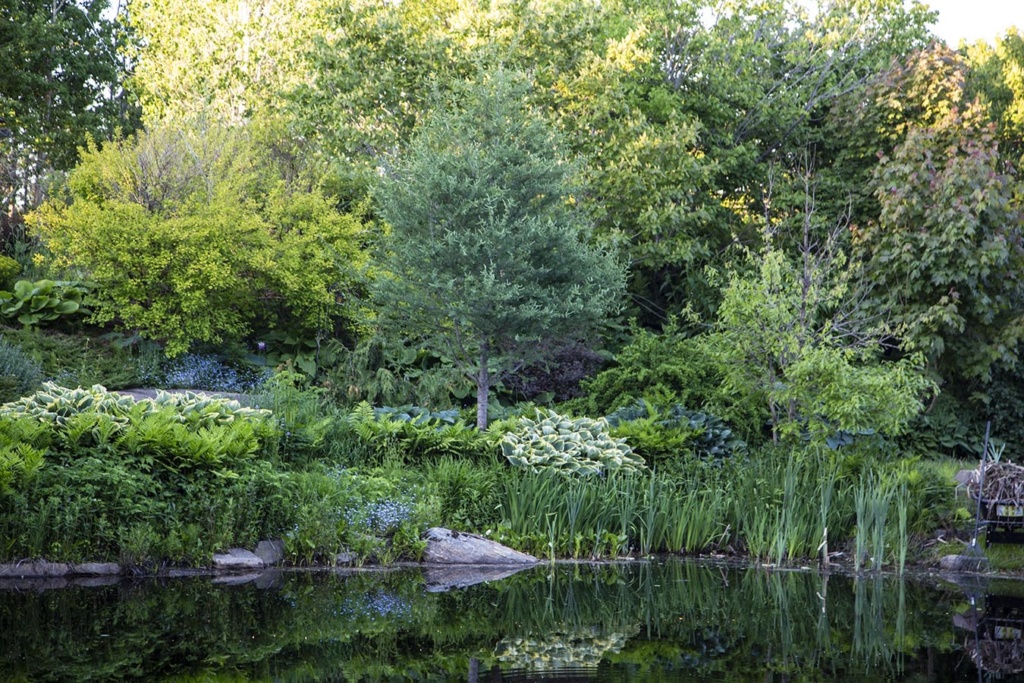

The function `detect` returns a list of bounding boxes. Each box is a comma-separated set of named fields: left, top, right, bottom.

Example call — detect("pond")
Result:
left=0, top=559, right=1017, bottom=682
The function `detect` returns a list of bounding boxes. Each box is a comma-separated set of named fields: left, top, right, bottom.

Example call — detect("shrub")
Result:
left=574, top=323, right=726, bottom=415
left=606, top=400, right=746, bottom=463
left=339, top=402, right=496, bottom=466
left=0, top=255, right=22, bottom=289
left=501, top=340, right=606, bottom=403
left=0, top=327, right=161, bottom=390
left=501, top=409, right=647, bottom=476
left=27, top=124, right=368, bottom=356
left=423, top=455, right=504, bottom=529
left=0, top=338, right=43, bottom=403
left=0, top=382, right=271, bottom=427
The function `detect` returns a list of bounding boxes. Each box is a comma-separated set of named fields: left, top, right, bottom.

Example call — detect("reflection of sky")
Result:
left=923, top=0, right=1019, bottom=46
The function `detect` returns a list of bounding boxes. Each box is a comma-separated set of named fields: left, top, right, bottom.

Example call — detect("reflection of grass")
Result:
left=0, top=561, right=963, bottom=681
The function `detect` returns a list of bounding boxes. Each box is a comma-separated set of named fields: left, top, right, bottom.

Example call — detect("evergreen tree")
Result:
left=373, top=71, right=624, bottom=428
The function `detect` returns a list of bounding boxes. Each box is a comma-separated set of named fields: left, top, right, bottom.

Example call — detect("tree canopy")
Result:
left=372, top=72, right=624, bottom=428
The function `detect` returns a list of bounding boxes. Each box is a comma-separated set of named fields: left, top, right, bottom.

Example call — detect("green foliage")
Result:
left=127, top=0, right=321, bottom=126
left=852, top=44, right=1024, bottom=385
left=423, top=455, right=504, bottom=531
left=0, top=336, right=42, bottom=402
left=339, top=402, right=495, bottom=467
left=0, top=255, right=22, bottom=289
left=572, top=321, right=753, bottom=426
left=0, top=382, right=270, bottom=428
left=1, top=0, right=138, bottom=218
left=713, top=229, right=931, bottom=444
left=0, top=441, right=44, bottom=497
left=326, top=334, right=472, bottom=408
left=501, top=409, right=647, bottom=476
left=0, top=279, right=87, bottom=326
left=606, top=400, right=745, bottom=463
left=0, top=326, right=160, bottom=390
left=373, top=69, right=625, bottom=427
left=965, top=28, right=1024, bottom=161
left=27, top=121, right=367, bottom=356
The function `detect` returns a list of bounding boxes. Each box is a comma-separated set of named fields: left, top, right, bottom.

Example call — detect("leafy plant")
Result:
left=0, top=279, right=88, bottom=326
left=0, top=326, right=161, bottom=390
left=606, top=399, right=746, bottom=462
left=341, top=402, right=495, bottom=466
left=0, top=255, right=22, bottom=289
left=0, top=337, right=43, bottom=402
left=0, top=382, right=271, bottom=428
left=28, top=122, right=368, bottom=356
left=501, top=409, right=647, bottom=476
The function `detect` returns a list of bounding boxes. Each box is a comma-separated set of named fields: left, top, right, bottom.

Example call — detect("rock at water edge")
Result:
left=422, top=527, right=538, bottom=565
left=938, top=554, right=989, bottom=572
left=0, top=561, right=72, bottom=578
left=212, top=548, right=264, bottom=571
left=255, top=539, right=285, bottom=566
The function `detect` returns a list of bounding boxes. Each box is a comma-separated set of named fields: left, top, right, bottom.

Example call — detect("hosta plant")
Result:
left=0, top=382, right=271, bottom=428
left=501, top=410, right=647, bottom=476
left=0, top=279, right=88, bottom=326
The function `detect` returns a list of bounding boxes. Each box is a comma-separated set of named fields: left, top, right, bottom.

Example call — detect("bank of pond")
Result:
left=0, top=559, right=1017, bottom=681
left=0, top=385, right=966, bottom=572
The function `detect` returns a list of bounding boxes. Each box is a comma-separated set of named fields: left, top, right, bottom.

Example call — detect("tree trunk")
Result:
left=476, top=340, right=489, bottom=430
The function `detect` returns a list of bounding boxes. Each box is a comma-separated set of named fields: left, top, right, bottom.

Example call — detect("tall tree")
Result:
left=852, top=47, right=1024, bottom=385
left=373, top=71, right=624, bottom=428
left=127, top=0, right=322, bottom=125
left=0, top=0, right=137, bottom=232
left=965, top=29, right=1024, bottom=162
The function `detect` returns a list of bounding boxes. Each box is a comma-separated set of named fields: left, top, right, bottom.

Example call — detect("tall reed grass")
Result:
left=495, top=444, right=920, bottom=570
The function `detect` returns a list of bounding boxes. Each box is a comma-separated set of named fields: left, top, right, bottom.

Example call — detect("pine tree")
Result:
left=373, top=71, right=624, bottom=428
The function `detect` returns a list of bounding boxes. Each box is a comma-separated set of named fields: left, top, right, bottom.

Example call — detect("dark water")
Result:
left=0, top=559, right=1018, bottom=682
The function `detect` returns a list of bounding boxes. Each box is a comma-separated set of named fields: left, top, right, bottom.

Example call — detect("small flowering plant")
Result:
left=160, top=353, right=270, bottom=393
left=343, top=493, right=434, bottom=562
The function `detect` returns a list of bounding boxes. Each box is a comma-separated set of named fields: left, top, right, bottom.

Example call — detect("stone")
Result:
left=335, top=551, right=358, bottom=566
left=212, top=548, right=264, bottom=571
left=422, top=527, right=538, bottom=565
left=423, top=564, right=534, bottom=592
left=71, top=562, right=121, bottom=576
left=0, top=561, right=71, bottom=578
left=254, top=540, right=285, bottom=566
left=939, top=554, right=989, bottom=572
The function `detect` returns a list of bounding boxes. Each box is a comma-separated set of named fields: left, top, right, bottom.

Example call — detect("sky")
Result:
left=926, top=0, right=1021, bottom=46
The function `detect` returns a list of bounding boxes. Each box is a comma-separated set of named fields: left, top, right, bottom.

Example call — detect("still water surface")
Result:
left=0, top=559, right=1019, bottom=681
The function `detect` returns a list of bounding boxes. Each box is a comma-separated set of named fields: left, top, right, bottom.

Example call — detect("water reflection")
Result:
left=953, top=576, right=1024, bottom=680
left=0, top=560, right=998, bottom=681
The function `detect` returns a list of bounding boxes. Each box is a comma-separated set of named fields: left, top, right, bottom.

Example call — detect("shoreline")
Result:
left=1, top=551, right=1019, bottom=592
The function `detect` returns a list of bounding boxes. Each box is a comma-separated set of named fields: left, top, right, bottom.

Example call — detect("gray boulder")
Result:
left=254, top=540, right=285, bottom=566
left=212, top=548, right=264, bottom=571
left=71, top=562, right=121, bottom=576
left=422, top=527, right=538, bottom=565
left=938, top=554, right=989, bottom=572
left=0, top=561, right=71, bottom=578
